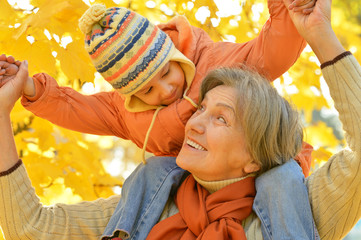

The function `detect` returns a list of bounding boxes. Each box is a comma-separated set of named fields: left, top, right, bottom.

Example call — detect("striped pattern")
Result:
left=82, top=6, right=174, bottom=96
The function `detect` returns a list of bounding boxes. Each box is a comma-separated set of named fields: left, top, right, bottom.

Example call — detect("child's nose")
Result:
left=159, top=82, right=173, bottom=97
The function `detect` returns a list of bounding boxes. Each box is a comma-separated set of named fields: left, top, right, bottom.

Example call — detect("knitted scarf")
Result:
left=147, top=174, right=255, bottom=240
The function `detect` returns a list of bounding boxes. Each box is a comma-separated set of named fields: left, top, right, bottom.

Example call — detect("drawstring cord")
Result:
left=141, top=106, right=164, bottom=164
left=141, top=94, right=197, bottom=164
left=183, top=94, right=198, bottom=108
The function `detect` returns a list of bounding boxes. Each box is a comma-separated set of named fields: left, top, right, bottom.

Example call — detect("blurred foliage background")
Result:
left=0, top=0, right=361, bottom=239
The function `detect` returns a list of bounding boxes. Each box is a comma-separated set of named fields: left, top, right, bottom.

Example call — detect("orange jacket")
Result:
left=22, top=1, right=311, bottom=175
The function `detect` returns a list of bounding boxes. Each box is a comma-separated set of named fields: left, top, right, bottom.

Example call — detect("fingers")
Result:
left=0, top=61, right=10, bottom=69
left=0, top=54, right=21, bottom=65
left=7, top=56, right=15, bottom=63
left=302, top=7, right=315, bottom=14
left=293, top=1, right=316, bottom=13
left=289, top=0, right=316, bottom=11
left=17, top=60, right=29, bottom=80
left=0, top=77, right=11, bottom=88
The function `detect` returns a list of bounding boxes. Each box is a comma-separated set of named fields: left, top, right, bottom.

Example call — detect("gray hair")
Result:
left=199, top=67, right=303, bottom=174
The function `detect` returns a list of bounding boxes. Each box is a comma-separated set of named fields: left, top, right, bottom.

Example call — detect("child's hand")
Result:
left=0, top=54, right=21, bottom=66
left=0, top=54, right=21, bottom=83
left=0, top=54, right=35, bottom=97
left=0, top=61, right=19, bottom=78
left=288, top=0, right=316, bottom=14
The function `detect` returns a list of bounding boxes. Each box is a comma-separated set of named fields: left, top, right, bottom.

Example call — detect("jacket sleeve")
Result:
left=211, top=0, right=306, bottom=81
left=305, top=53, right=361, bottom=240
left=21, top=73, right=131, bottom=139
left=0, top=161, right=119, bottom=240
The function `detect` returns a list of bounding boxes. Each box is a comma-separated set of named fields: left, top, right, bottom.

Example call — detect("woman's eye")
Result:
left=198, top=105, right=205, bottom=111
left=217, top=116, right=227, bottom=124
left=145, top=87, right=153, bottom=95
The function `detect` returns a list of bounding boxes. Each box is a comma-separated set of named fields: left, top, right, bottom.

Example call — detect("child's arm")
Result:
left=21, top=73, right=131, bottom=138
left=211, top=0, right=312, bottom=81
left=0, top=54, right=133, bottom=141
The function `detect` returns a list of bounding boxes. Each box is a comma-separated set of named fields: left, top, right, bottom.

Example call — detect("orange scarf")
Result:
left=147, top=175, right=255, bottom=240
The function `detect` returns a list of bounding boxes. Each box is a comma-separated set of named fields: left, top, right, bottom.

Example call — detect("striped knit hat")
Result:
left=79, top=4, right=195, bottom=112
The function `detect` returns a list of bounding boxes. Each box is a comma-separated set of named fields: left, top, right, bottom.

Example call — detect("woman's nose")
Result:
left=186, top=112, right=206, bottom=134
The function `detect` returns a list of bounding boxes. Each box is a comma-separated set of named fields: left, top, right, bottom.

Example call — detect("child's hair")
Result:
left=200, top=67, right=303, bottom=174
left=78, top=4, right=195, bottom=112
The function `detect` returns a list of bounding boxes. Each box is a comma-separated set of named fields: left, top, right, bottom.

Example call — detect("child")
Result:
left=0, top=1, right=314, bottom=175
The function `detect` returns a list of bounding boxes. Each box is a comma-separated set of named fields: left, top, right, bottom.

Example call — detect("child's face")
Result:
left=134, top=61, right=186, bottom=106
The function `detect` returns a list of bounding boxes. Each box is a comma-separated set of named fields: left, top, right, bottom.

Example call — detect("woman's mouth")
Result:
left=186, top=139, right=206, bottom=151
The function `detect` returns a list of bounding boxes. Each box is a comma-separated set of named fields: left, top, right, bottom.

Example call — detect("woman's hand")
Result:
left=284, top=0, right=331, bottom=41
left=0, top=60, right=29, bottom=115
left=284, top=0, right=345, bottom=63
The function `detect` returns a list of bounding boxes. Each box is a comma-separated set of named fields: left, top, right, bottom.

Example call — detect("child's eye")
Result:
left=162, top=69, right=170, bottom=78
left=145, top=86, right=153, bottom=94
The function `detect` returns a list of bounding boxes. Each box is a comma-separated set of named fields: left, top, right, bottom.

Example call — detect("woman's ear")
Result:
left=244, top=161, right=260, bottom=174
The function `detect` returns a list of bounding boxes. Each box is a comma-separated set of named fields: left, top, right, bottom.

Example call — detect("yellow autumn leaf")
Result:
left=10, top=101, right=33, bottom=125
left=40, top=177, right=83, bottom=205
left=304, top=121, right=341, bottom=150
left=312, top=147, right=334, bottom=166
left=0, top=0, right=17, bottom=22
left=0, top=229, right=5, bottom=240
left=7, top=36, right=57, bottom=76
left=13, top=0, right=71, bottom=39
left=57, top=41, right=96, bottom=83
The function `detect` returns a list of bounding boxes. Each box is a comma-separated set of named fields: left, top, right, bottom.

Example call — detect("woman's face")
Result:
left=176, top=85, right=260, bottom=181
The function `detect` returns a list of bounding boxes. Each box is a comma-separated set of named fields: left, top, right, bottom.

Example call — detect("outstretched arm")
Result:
left=285, top=0, right=361, bottom=238
left=0, top=60, right=119, bottom=240
left=211, top=0, right=313, bottom=81
left=0, top=60, right=28, bottom=172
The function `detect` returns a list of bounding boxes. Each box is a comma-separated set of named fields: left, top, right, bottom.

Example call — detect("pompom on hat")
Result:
left=79, top=4, right=195, bottom=112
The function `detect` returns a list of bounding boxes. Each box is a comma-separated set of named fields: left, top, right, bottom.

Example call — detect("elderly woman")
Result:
left=0, top=0, right=360, bottom=239
left=0, top=62, right=316, bottom=239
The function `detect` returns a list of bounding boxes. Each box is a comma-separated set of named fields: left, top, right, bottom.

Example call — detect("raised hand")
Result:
left=284, top=0, right=345, bottom=63
left=0, top=54, right=35, bottom=97
left=0, top=60, right=29, bottom=115
left=284, top=0, right=331, bottom=40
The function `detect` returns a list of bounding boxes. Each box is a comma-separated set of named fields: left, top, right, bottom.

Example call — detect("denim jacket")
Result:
left=102, top=156, right=319, bottom=240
